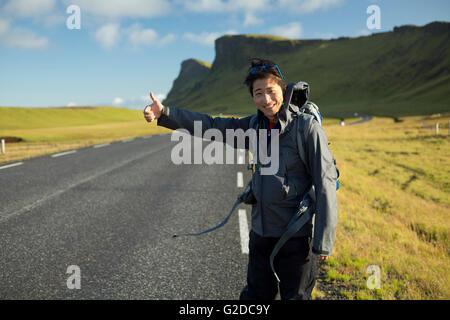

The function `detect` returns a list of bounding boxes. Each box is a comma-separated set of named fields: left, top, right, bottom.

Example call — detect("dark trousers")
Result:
left=240, top=230, right=317, bottom=300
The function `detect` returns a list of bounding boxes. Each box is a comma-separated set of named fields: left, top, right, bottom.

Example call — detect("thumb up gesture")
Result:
left=143, top=92, right=164, bottom=123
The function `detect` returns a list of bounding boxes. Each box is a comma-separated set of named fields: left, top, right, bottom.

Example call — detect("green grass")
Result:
left=317, top=113, right=450, bottom=300
left=192, top=59, right=212, bottom=68
left=0, top=106, right=172, bottom=163
left=0, top=106, right=140, bottom=130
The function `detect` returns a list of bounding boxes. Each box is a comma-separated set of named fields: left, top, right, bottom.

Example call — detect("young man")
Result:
left=143, top=58, right=338, bottom=300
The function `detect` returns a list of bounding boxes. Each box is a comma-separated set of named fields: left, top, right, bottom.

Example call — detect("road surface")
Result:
left=0, top=134, right=252, bottom=299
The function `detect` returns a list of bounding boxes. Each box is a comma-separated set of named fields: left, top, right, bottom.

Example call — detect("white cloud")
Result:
left=180, top=0, right=271, bottom=13
left=0, top=18, right=10, bottom=36
left=159, top=33, right=176, bottom=46
left=244, top=13, right=263, bottom=27
left=270, top=22, right=302, bottom=39
left=0, top=0, right=65, bottom=30
left=0, top=26, right=49, bottom=49
left=2, top=0, right=56, bottom=18
left=112, top=97, right=124, bottom=105
left=111, top=94, right=166, bottom=109
left=180, top=0, right=342, bottom=14
left=183, top=32, right=221, bottom=47
left=234, top=0, right=271, bottom=12
left=94, top=23, right=175, bottom=49
left=40, top=13, right=66, bottom=28
left=64, top=0, right=170, bottom=19
left=278, top=0, right=345, bottom=13
left=95, top=23, right=121, bottom=49
left=126, top=23, right=175, bottom=48
left=127, top=24, right=158, bottom=47
left=181, top=0, right=225, bottom=12
left=183, top=30, right=238, bottom=47
left=67, top=102, right=77, bottom=107
left=356, top=29, right=371, bottom=37
left=0, top=0, right=58, bottom=49
left=154, top=93, right=166, bottom=101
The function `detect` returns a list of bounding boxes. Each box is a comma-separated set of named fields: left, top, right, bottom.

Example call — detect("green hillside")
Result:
left=163, top=22, right=450, bottom=117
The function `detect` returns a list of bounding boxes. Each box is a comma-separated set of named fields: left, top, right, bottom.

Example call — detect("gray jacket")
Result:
left=157, top=102, right=338, bottom=255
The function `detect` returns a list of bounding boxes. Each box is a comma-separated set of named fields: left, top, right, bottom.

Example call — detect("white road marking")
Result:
left=93, top=143, right=110, bottom=148
left=51, top=150, right=76, bottom=158
left=237, top=172, right=243, bottom=188
left=237, top=149, right=245, bottom=164
left=0, top=162, right=23, bottom=170
left=142, top=135, right=153, bottom=139
left=238, top=209, right=250, bottom=254
left=122, top=138, right=134, bottom=143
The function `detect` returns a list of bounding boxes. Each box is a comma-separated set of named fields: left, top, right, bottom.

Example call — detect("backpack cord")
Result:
left=173, top=180, right=251, bottom=238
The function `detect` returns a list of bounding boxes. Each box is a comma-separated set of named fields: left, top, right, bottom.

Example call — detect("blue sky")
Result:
left=0, top=0, right=449, bottom=109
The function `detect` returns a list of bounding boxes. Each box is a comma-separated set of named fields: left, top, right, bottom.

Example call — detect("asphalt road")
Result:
left=348, top=114, right=373, bottom=125
left=0, top=134, right=253, bottom=299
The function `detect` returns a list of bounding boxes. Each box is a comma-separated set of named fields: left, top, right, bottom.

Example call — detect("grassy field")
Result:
left=312, top=113, right=450, bottom=300
left=0, top=106, right=172, bottom=163
left=1, top=106, right=449, bottom=299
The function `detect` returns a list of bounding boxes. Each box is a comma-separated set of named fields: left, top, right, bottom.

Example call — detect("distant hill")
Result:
left=163, top=22, right=450, bottom=117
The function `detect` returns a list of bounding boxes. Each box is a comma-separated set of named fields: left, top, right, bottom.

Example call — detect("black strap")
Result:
left=173, top=180, right=251, bottom=238
left=270, top=188, right=315, bottom=282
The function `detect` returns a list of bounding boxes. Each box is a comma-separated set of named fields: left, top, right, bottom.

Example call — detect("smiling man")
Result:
left=143, top=58, right=338, bottom=300
left=248, top=68, right=285, bottom=125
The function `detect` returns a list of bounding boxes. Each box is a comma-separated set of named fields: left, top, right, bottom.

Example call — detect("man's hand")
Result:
left=143, top=92, right=164, bottom=123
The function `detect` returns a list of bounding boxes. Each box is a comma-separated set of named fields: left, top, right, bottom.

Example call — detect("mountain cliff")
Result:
left=163, top=59, right=211, bottom=107
left=163, top=21, right=450, bottom=117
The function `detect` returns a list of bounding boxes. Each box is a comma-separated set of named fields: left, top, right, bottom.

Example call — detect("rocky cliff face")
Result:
left=177, top=59, right=211, bottom=79
left=211, top=35, right=308, bottom=71
left=163, top=59, right=211, bottom=107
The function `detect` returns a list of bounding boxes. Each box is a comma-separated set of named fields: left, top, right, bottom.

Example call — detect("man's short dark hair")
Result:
left=244, top=58, right=286, bottom=96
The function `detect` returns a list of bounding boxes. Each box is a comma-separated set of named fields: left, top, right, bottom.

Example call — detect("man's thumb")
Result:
left=150, top=91, right=158, bottom=103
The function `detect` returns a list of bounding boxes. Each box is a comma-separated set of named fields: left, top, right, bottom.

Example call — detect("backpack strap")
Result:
left=270, top=187, right=316, bottom=282
left=294, top=110, right=308, bottom=169
left=248, top=114, right=259, bottom=173
left=288, top=100, right=322, bottom=169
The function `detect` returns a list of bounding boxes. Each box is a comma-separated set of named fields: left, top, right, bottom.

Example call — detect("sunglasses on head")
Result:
left=249, top=64, right=285, bottom=81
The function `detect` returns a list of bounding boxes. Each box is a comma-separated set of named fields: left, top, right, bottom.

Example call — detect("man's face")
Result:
left=252, top=77, right=284, bottom=120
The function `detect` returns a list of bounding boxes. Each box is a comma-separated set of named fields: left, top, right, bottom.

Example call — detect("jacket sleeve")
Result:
left=157, top=105, right=253, bottom=148
left=304, top=119, right=338, bottom=256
